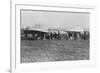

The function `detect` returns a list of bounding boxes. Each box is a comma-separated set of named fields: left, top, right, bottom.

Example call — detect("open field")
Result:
left=21, top=39, right=89, bottom=63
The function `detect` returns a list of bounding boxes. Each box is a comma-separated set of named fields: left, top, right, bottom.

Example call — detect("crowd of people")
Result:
left=21, top=29, right=90, bottom=40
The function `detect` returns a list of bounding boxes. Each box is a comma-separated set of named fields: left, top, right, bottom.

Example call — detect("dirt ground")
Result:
left=21, top=39, right=89, bottom=63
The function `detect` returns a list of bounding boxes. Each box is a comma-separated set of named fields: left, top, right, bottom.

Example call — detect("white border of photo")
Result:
left=11, top=0, right=96, bottom=73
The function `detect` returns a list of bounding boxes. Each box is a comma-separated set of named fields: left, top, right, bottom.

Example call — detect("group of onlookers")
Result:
left=21, top=29, right=89, bottom=40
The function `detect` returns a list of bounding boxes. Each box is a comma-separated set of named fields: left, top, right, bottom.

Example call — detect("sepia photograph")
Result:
left=20, top=9, right=90, bottom=63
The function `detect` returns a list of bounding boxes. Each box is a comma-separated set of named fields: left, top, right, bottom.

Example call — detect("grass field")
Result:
left=21, top=39, right=89, bottom=63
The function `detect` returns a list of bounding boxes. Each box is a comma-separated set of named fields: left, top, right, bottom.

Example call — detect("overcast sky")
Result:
left=21, top=10, right=90, bottom=30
